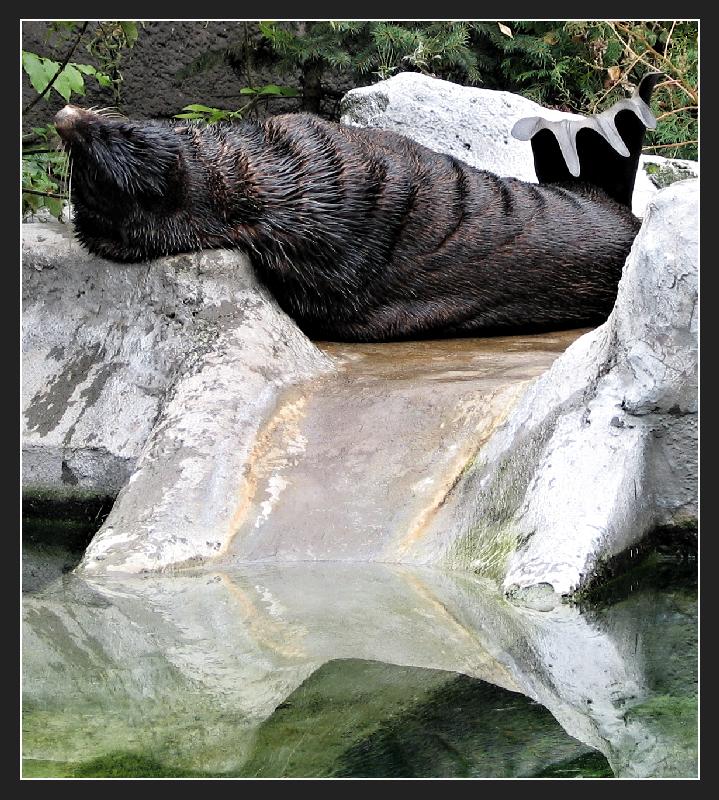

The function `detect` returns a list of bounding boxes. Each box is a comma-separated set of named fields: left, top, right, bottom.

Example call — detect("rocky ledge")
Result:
left=23, top=74, right=697, bottom=597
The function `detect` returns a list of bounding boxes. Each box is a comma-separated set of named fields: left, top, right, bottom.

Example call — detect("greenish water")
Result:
left=21, top=534, right=696, bottom=779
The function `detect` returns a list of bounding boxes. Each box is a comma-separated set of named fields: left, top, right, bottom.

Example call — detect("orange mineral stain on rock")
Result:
left=216, top=571, right=309, bottom=659
left=219, top=392, right=309, bottom=555
left=217, top=329, right=587, bottom=566
left=387, top=382, right=529, bottom=560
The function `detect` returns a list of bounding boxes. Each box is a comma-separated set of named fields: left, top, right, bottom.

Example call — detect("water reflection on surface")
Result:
left=22, top=550, right=696, bottom=779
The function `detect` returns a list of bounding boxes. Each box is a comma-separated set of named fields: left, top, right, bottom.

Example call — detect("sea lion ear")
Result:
left=511, top=72, right=664, bottom=208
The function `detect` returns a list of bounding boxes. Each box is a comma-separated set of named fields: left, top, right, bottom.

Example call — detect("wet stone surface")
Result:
left=216, top=330, right=586, bottom=567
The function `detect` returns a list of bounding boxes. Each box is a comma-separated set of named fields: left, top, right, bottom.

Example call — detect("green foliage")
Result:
left=259, top=21, right=482, bottom=83
left=468, top=21, right=697, bottom=160
left=176, top=86, right=300, bottom=123
left=21, top=125, right=67, bottom=220
left=86, top=21, right=139, bottom=106
left=242, top=20, right=697, bottom=159
left=22, top=21, right=140, bottom=219
left=21, top=50, right=111, bottom=102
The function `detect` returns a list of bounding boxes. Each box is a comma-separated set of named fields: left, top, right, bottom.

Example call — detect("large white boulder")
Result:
left=22, top=223, right=332, bottom=500
left=340, top=71, right=557, bottom=182
left=408, top=180, right=697, bottom=597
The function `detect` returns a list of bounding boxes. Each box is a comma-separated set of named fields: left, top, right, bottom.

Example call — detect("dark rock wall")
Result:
left=22, top=21, right=370, bottom=129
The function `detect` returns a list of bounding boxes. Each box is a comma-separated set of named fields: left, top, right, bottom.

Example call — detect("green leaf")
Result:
left=96, top=73, right=112, bottom=88
left=42, top=57, right=61, bottom=83
left=63, top=64, right=85, bottom=96
left=239, top=87, right=258, bottom=95
left=120, top=22, right=139, bottom=47
left=257, top=84, right=284, bottom=94
left=52, top=72, right=72, bottom=102
left=259, top=21, right=277, bottom=39
left=257, top=84, right=299, bottom=96
left=22, top=51, right=52, bottom=94
left=74, top=63, right=96, bottom=75
left=46, top=197, right=64, bottom=219
left=174, top=112, right=204, bottom=119
left=181, top=104, right=217, bottom=112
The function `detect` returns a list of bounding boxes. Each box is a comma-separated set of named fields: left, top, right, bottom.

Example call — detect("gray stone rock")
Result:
left=340, top=72, right=698, bottom=217
left=340, top=71, right=567, bottom=182
left=413, top=180, right=697, bottom=597
left=22, top=223, right=332, bottom=506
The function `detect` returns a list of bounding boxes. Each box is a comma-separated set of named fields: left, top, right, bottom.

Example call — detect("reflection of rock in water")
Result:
left=243, top=660, right=609, bottom=779
left=577, top=554, right=698, bottom=779
left=22, top=559, right=696, bottom=778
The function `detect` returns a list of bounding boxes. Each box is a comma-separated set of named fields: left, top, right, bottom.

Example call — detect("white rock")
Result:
left=414, top=180, right=698, bottom=597
left=340, top=71, right=560, bottom=182
left=22, top=223, right=332, bottom=504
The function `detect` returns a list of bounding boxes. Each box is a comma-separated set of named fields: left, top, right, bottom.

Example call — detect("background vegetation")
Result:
left=22, top=20, right=698, bottom=219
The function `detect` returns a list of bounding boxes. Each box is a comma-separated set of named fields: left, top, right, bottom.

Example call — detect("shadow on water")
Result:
left=22, top=494, right=114, bottom=594
left=245, top=663, right=612, bottom=779
left=21, top=539, right=696, bottom=779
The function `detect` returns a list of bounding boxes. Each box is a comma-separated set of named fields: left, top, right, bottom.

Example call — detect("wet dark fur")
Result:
left=61, top=109, right=641, bottom=342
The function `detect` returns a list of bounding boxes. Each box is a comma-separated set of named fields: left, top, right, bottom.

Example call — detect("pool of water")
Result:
left=21, top=532, right=696, bottom=780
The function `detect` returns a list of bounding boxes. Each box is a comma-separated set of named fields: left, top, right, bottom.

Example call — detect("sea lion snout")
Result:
left=54, top=105, right=91, bottom=143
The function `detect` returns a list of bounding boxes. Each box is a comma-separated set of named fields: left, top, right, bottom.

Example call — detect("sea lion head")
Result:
left=55, top=105, right=199, bottom=262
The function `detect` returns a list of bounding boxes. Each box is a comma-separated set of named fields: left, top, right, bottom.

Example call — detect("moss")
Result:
left=534, top=751, right=613, bottom=778
left=464, top=525, right=520, bottom=583
left=24, top=753, right=223, bottom=778
left=626, top=694, right=696, bottom=720
left=643, top=161, right=697, bottom=189
left=623, top=694, right=698, bottom=753
left=70, top=753, right=199, bottom=778
left=444, top=415, right=556, bottom=580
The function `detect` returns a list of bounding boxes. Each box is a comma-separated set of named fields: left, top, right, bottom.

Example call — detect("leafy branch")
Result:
left=22, top=21, right=140, bottom=219
left=23, top=21, right=88, bottom=113
left=608, top=22, right=698, bottom=104
left=175, top=85, right=299, bottom=123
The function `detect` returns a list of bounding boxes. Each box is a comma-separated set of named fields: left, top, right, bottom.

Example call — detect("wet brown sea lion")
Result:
left=54, top=74, right=662, bottom=342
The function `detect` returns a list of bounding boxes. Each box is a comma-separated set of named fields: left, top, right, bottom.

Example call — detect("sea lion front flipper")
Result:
left=511, top=73, right=664, bottom=207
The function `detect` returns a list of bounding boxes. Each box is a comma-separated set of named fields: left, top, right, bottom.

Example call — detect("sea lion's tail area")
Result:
left=511, top=73, right=664, bottom=207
